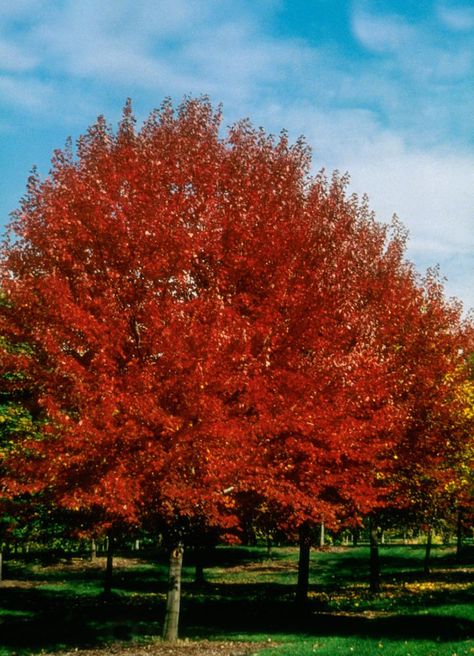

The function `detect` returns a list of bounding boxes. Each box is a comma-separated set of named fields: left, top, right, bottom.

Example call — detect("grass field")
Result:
left=0, top=543, right=472, bottom=655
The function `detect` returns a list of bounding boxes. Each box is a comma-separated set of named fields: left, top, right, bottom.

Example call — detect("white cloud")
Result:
left=437, top=4, right=474, bottom=31
left=351, top=10, right=416, bottom=54
left=179, top=21, right=312, bottom=104
left=0, top=0, right=45, bottom=18
left=121, top=0, right=214, bottom=38
left=351, top=4, right=474, bottom=85
left=0, top=75, right=53, bottom=110
left=345, top=145, right=473, bottom=252
left=37, top=23, right=196, bottom=93
left=24, top=3, right=211, bottom=91
left=0, top=37, right=37, bottom=72
left=0, top=0, right=471, bottom=310
left=11, top=0, right=311, bottom=109
left=340, top=138, right=474, bottom=312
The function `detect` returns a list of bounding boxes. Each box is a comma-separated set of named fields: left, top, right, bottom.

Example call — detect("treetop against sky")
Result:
left=0, top=97, right=472, bottom=643
left=1, top=98, right=471, bottom=536
left=0, top=1, right=472, bottom=311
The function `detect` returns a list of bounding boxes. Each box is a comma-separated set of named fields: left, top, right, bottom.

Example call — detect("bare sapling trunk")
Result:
left=163, top=543, right=184, bottom=642
left=423, top=526, right=432, bottom=575
left=103, top=534, right=114, bottom=596
left=91, top=538, right=97, bottom=562
left=296, top=523, right=311, bottom=605
left=369, top=516, right=381, bottom=593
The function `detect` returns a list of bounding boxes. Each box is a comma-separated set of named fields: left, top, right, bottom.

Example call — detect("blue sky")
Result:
left=0, top=0, right=473, bottom=311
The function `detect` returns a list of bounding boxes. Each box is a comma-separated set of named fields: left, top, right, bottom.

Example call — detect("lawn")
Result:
left=0, top=543, right=472, bottom=656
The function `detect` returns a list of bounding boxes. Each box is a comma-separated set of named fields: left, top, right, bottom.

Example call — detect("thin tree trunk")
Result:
left=369, top=516, right=381, bottom=593
left=91, top=538, right=97, bottom=562
left=423, top=526, right=432, bottom=575
left=266, top=537, right=273, bottom=558
left=296, top=524, right=311, bottom=605
left=194, top=546, right=205, bottom=585
left=104, top=534, right=114, bottom=596
left=319, top=521, right=325, bottom=547
left=353, top=527, right=360, bottom=546
left=162, top=543, right=184, bottom=642
left=456, top=509, right=463, bottom=561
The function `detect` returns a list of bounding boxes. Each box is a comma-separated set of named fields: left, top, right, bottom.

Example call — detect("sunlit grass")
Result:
left=256, top=636, right=474, bottom=656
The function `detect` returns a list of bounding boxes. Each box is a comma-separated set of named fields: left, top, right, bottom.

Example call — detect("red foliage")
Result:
left=1, top=97, right=471, bottom=544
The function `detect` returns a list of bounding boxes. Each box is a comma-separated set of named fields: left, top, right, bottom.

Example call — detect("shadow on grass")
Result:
left=0, top=587, right=163, bottom=652
left=309, top=546, right=473, bottom=589
left=181, top=596, right=474, bottom=641
left=3, top=559, right=171, bottom=599
left=0, top=577, right=472, bottom=654
left=0, top=545, right=471, bottom=654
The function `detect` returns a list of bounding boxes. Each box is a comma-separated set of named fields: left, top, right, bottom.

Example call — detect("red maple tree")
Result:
left=2, top=97, right=471, bottom=635
left=1, top=99, right=249, bottom=638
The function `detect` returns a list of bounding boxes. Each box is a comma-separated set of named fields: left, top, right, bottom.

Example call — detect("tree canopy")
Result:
left=1, top=97, right=472, bottom=640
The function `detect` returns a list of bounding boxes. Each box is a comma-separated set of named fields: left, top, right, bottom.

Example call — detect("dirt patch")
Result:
left=0, top=579, right=46, bottom=589
left=220, top=560, right=297, bottom=575
left=49, top=557, right=145, bottom=571
left=54, top=640, right=276, bottom=656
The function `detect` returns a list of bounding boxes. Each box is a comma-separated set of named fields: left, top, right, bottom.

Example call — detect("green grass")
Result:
left=257, top=636, right=474, bottom=656
left=0, top=544, right=472, bottom=655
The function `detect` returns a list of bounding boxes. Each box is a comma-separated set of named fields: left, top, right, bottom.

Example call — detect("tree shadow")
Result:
left=312, top=546, right=473, bottom=589
left=0, top=550, right=472, bottom=653
left=180, top=590, right=474, bottom=642
left=0, top=586, right=163, bottom=652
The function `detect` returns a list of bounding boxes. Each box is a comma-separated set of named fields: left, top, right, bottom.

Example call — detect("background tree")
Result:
left=365, top=271, right=473, bottom=582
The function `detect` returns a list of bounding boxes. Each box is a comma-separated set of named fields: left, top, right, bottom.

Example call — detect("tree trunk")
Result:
left=369, top=516, right=381, bottom=593
left=266, top=537, right=273, bottom=558
left=162, top=543, right=184, bottom=642
left=319, top=521, right=325, bottom=547
left=456, top=509, right=463, bottom=561
left=0, top=546, right=3, bottom=582
left=353, top=527, right=360, bottom=546
left=103, top=534, right=114, bottom=596
left=91, top=538, right=97, bottom=562
left=194, top=546, right=205, bottom=585
left=423, top=526, right=432, bottom=575
left=296, top=524, right=311, bottom=605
